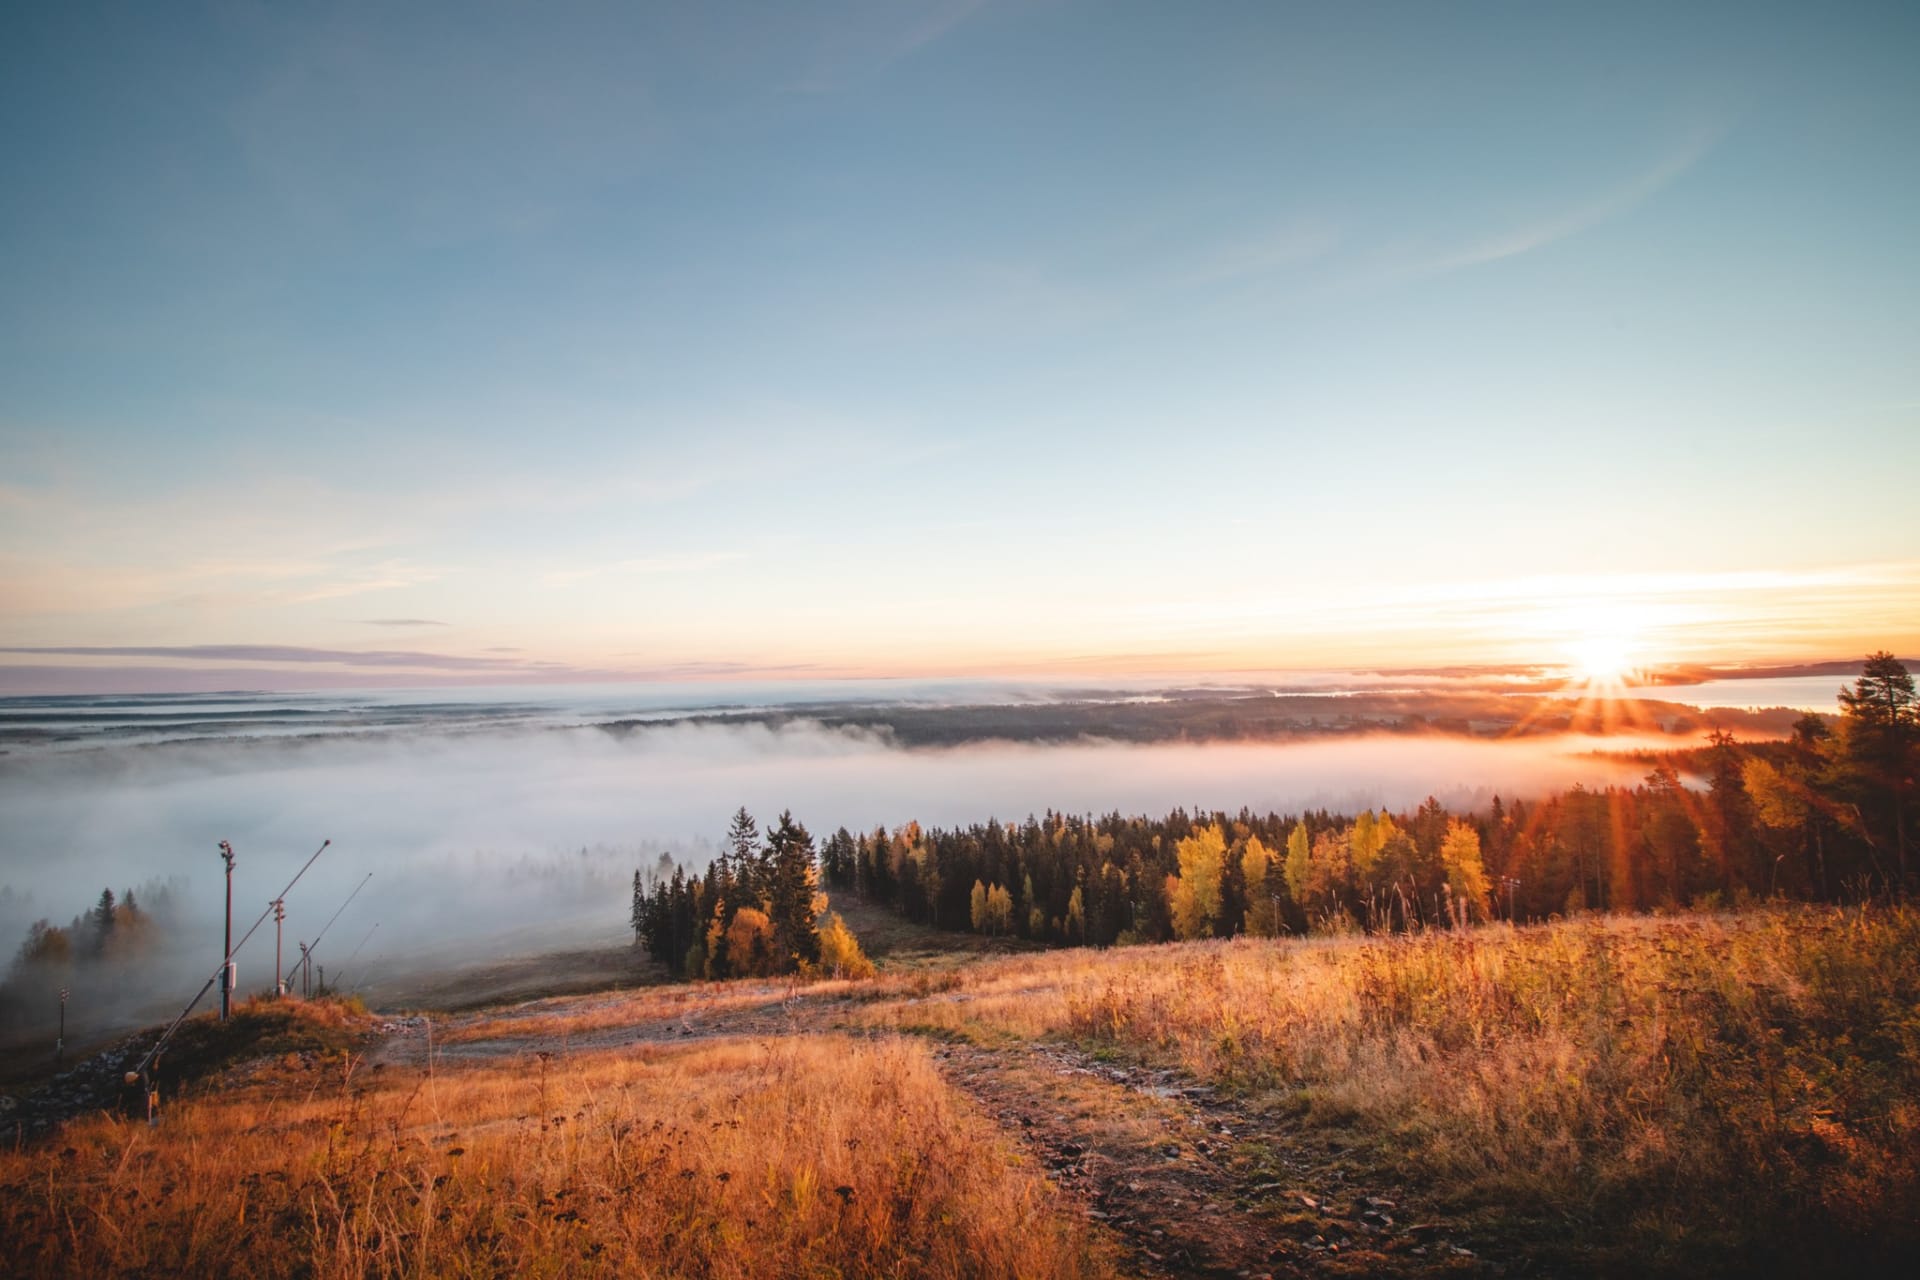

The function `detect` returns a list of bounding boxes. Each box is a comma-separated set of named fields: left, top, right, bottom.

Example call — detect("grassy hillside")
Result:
left=3, top=905, right=1915, bottom=1277
left=854, top=905, right=1920, bottom=1273
left=0, top=1021, right=1102, bottom=1279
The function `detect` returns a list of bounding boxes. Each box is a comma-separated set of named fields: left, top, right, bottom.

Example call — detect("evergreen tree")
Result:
left=822, top=827, right=858, bottom=889
left=631, top=869, right=646, bottom=943
left=89, top=888, right=117, bottom=953
left=726, top=807, right=764, bottom=905
left=1837, top=652, right=1917, bottom=884
left=763, top=810, right=821, bottom=967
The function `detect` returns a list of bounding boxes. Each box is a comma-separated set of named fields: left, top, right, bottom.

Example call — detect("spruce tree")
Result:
left=90, top=888, right=117, bottom=953
left=763, top=810, right=821, bottom=967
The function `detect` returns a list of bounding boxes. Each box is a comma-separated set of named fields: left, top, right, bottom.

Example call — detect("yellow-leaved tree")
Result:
left=723, top=906, right=778, bottom=976
left=1283, top=821, right=1311, bottom=904
left=985, top=884, right=1014, bottom=935
left=815, top=911, right=875, bottom=978
left=1169, top=824, right=1226, bottom=940
left=1349, top=811, right=1380, bottom=882
left=1439, top=819, right=1492, bottom=924
left=1241, top=835, right=1279, bottom=936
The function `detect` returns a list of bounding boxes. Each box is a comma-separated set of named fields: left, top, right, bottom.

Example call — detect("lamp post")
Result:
left=218, top=841, right=236, bottom=1019
left=56, top=986, right=68, bottom=1065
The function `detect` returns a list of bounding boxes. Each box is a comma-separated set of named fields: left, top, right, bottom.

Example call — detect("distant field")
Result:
left=3, top=904, right=1915, bottom=1277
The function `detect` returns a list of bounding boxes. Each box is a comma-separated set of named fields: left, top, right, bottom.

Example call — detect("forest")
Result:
left=634, top=654, right=1917, bottom=974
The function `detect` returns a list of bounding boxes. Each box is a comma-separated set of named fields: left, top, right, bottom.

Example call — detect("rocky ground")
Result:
left=1, top=1034, right=159, bottom=1137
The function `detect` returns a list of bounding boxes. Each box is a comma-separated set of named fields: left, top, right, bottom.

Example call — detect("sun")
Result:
left=1568, top=632, right=1635, bottom=684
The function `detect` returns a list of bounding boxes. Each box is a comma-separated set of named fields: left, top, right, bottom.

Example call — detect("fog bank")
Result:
left=0, top=721, right=1661, bottom=1017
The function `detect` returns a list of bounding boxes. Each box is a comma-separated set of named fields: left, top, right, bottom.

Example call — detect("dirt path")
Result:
left=930, top=1041, right=1490, bottom=1279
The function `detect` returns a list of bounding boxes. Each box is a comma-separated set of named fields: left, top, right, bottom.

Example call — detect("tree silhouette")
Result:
left=1837, top=652, right=1916, bottom=884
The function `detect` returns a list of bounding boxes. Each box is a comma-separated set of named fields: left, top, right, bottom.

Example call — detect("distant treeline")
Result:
left=605, top=687, right=1807, bottom=748
left=635, top=654, right=1917, bottom=955
left=2, top=881, right=186, bottom=1035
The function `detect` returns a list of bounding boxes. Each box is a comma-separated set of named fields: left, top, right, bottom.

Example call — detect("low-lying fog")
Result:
left=1, top=719, right=1669, bottom=971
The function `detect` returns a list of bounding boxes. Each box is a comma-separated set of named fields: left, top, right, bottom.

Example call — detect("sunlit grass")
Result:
left=8, top=907, right=1913, bottom=1275
left=855, top=905, right=1920, bottom=1269
left=0, top=1031, right=1106, bottom=1279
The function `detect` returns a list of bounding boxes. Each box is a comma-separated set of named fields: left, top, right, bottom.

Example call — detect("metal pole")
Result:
left=273, top=898, right=285, bottom=995
left=335, top=921, right=379, bottom=992
left=57, top=986, right=68, bottom=1065
left=296, top=872, right=372, bottom=996
left=218, top=841, right=236, bottom=1019
left=130, top=838, right=330, bottom=1088
left=298, top=942, right=309, bottom=998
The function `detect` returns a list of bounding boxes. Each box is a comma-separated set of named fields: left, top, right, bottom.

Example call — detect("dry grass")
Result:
left=856, top=905, right=1920, bottom=1269
left=11, top=906, right=1913, bottom=1275
left=0, top=1032, right=1107, bottom=1279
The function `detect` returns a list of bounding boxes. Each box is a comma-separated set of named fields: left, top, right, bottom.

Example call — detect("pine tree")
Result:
left=763, top=810, right=821, bottom=968
left=1838, top=652, right=1917, bottom=884
left=89, top=888, right=117, bottom=954
left=822, top=827, right=857, bottom=889
left=726, top=807, right=764, bottom=907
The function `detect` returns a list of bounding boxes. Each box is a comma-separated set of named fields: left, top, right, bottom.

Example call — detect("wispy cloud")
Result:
left=1359, top=122, right=1728, bottom=290
left=287, top=561, right=439, bottom=603
left=0, top=644, right=536, bottom=672
left=360, top=618, right=449, bottom=628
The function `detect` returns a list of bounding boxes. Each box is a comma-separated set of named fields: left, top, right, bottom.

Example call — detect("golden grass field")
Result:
left=4, top=904, right=1917, bottom=1277
left=0, top=1025, right=1104, bottom=1279
left=853, top=905, right=1920, bottom=1272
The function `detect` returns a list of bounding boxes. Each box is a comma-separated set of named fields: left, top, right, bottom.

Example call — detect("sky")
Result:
left=2, top=1, right=1917, bottom=693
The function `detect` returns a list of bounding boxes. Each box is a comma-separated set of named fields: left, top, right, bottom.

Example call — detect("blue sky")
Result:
left=2, top=1, right=1917, bottom=690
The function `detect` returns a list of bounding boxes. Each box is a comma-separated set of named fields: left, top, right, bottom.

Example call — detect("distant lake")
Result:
left=1631, top=675, right=1846, bottom=714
